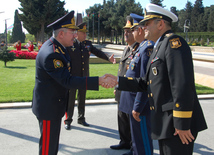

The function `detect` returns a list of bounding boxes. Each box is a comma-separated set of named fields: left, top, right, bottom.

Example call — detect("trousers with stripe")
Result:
left=38, top=119, right=62, bottom=155
left=130, top=114, right=152, bottom=155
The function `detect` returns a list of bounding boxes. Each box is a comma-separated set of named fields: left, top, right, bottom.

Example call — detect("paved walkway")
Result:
left=0, top=99, right=214, bottom=155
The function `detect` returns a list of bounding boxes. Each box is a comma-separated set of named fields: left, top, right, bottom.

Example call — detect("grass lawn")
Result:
left=0, top=59, right=214, bottom=103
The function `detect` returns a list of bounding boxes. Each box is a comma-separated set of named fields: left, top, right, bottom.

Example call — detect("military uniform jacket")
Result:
left=118, top=31, right=207, bottom=140
left=115, top=42, right=139, bottom=102
left=119, top=40, right=154, bottom=115
left=67, top=39, right=110, bottom=77
left=32, top=37, right=99, bottom=120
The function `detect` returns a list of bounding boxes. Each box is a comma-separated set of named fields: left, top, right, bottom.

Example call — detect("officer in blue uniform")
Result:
left=117, top=3, right=207, bottom=155
left=32, top=11, right=116, bottom=155
left=110, top=15, right=139, bottom=151
left=64, top=13, right=115, bottom=129
left=119, top=13, right=154, bottom=155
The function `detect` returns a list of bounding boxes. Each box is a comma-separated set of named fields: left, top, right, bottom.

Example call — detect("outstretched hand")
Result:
left=109, top=54, right=116, bottom=64
left=99, top=74, right=118, bottom=88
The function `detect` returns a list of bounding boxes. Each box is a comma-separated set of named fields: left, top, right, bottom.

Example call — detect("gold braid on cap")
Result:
left=144, top=15, right=163, bottom=20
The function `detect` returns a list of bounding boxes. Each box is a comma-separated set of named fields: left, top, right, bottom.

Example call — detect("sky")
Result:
left=0, top=0, right=213, bottom=34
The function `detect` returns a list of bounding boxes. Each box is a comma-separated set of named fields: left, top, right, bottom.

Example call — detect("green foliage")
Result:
left=25, top=33, right=35, bottom=42
left=150, top=0, right=163, bottom=7
left=10, top=10, right=25, bottom=43
left=0, top=46, right=16, bottom=67
left=18, top=0, right=65, bottom=42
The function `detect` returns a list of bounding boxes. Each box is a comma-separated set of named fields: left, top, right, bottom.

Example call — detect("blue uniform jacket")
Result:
left=119, top=40, right=154, bottom=115
left=32, top=37, right=99, bottom=120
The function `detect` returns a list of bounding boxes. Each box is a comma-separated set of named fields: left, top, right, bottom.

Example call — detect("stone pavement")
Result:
left=0, top=99, right=214, bottom=155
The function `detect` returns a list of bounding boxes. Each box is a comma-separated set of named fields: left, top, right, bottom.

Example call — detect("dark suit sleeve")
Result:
left=118, top=76, right=147, bottom=92
left=87, top=41, right=109, bottom=61
left=44, top=52, right=99, bottom=90
left=165, top=36, right=194, bottom=130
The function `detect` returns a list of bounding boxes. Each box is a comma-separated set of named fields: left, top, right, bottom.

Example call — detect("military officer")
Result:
left=110, top=15, right=139, bottom=152
left=64, top=13, right=116, bottom=129
left=116, top=3, right=207, bottom=155
left=119, top=14, right=154, bottom=155
left=32, top=11, right=117, bottom=155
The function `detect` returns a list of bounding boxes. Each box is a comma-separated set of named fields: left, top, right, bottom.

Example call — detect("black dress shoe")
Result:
left=64, top=124, right=71, bottom=130
left=122, top=149, right=133, bottom=155
left=78, top=121, right=90, bottom=126
left=110, top=144, right=131, bottom=150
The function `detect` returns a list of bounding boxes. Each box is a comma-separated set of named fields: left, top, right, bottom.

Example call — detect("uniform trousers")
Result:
left=158, top=132, right=198, bottom=155
left=129, top=114, right=153, bottom=155
left=65, top=88, right=86, bottom=124
left=117, top=102, right=131, bottom=147
left=38, top=118, right=61, bottom=155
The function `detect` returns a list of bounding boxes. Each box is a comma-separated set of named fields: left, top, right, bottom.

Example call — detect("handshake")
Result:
left=99, top=74, right=118, bottom=88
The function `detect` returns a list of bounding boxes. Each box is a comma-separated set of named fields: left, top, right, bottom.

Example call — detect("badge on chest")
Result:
left=152, top=67, right=158, bottom=75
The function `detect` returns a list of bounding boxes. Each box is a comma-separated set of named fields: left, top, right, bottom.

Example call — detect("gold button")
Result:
left=119, top=69, right=121, bottom=71
left=147, top=81, right=149, bottom=85
left=81, top=49, right=83, bottom=51
left=150, top=80, right=152, bottom=84
left=120, top=62, right=122, bottom=64
left=59, top=99, right=61, bottom=101
left=82, top=68, right=84, bottom=71
left=82, top=56, right=84, bottom=58
left=124, top=75, right=126, bottom=77
left=148, top=94, right=150, bottom=98
left=82, top=62, right=84, bottom=64
left=152, top=106, right=155, bottom=110
left=150, top=107, right=152, bottom=110
left=150, top=93, right=153, bottom=97
left=176, top=103, right=180, bottom=108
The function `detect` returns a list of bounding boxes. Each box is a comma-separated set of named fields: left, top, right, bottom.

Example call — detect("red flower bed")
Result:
left=10, top=50, right=38, bottom=59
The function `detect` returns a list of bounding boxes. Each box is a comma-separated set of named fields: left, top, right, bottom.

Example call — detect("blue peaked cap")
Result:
left=130, top=13, right=144, bottom=29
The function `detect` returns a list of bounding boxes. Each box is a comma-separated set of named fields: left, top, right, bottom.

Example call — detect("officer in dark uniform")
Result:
left=117, top=3, right=207, bottom=155
left=32, top=11, right=117, bottom=155
left=110, top=15, right=139, bottom=151
left=64, top=13, right=116, bottom=129
left=119, top=14, right=154, bottom=155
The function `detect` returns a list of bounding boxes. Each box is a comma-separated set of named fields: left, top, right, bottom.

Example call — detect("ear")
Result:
left=157, top=20, right=164, bottom=30
left=58, top=30, right=65, bottom=39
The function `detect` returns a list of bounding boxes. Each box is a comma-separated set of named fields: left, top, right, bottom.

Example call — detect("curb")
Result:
left=1, top=95, right=214, bottom=109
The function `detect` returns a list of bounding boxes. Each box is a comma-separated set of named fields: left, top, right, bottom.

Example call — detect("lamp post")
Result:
left=4, top=18, right=10, bottom=46
left=184, top=19, right=190, bottom=42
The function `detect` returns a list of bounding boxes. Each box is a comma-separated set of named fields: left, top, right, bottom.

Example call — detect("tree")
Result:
left=18, top=0, right=66, bottom=42
left=10, top=10, right=25, bottom=43
left=0, top=46, right=16, bottom=67
left=170, top=7, right=178, bottom=32
left=150, top=0, right=163, bottom=7
left=191, top=0, right=204, bottom=32
left=208, top=5, right=214, bottom=32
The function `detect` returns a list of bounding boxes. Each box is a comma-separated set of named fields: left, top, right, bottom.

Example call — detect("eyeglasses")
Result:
left=70, top=30, right=77, bottom=34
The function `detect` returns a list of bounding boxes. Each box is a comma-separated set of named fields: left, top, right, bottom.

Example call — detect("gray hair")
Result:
left=53, top=28, right=68, bottom=37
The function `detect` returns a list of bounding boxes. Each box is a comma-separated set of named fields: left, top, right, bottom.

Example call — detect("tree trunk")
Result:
left=4, top=61, right=7, bottom=67
left=40, top=23, right=45, bottom=43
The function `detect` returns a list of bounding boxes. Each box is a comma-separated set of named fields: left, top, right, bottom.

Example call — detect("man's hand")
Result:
left=174, top=129, right=195, bottom=145
left=104, top=74, right=118, bottom=81
left=109, top=54, right=116, bottom=64
left=99, top=74, right=117, bottom=88
left=132, top=110, right=141, bottom=122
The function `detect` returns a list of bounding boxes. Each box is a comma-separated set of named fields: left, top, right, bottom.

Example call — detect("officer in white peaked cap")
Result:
left=117, top=3, right=207, bottom=155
